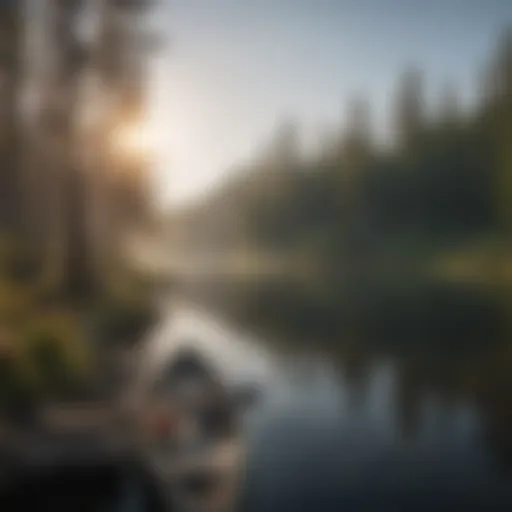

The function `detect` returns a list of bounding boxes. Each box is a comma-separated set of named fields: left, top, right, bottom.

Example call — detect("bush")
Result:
left=92, top=264, right=158, bottom=345
left=0, top=281, right=34, bottom=326
left=0, top=330, right=35, bottom=417
left=92, top=296, right=157, bottom=346
left=22, top=313, right=92, bottom=400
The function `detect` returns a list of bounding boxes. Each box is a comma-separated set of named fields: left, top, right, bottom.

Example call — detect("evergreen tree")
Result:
left=393, top=67, right=425, bottom=154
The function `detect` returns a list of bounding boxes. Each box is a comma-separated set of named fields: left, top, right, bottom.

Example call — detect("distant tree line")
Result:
left=180, top=27, right=512, bottom=262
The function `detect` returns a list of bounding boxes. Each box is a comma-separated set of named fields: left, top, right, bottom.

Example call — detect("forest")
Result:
left=0, top=0, right=159, bottom=416
left=181, top=28, right=511, bottom=256
left=172, top=27, right=512, bottom=348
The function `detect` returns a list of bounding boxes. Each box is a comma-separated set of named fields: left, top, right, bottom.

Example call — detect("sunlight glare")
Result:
left=112, top=122, right=157, bottom=161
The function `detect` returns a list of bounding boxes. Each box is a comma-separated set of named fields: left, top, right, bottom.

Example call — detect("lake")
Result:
left=147, top=286, right=512, bottom=511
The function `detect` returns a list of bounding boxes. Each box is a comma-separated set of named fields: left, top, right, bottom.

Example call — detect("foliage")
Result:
left=92, top=295, right=157, bottom=346
left=176, top=27, right=512, bottom=265
left=91, top=263, right=158, bottom=345
left=21, top=312, right=92, bottom=399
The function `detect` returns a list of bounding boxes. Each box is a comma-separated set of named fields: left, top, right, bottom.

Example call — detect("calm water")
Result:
left=243, top=358, right=512, bottom=511
left=148, top=294, right=512, bottom=511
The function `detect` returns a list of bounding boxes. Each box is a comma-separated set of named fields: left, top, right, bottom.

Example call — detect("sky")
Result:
left=149, top=0, right=511, bottom=208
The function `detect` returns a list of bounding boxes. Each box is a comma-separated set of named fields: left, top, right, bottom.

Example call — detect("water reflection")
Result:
left=147, top=300, right=512, bottom=510
left=245, top=357, right=510, bottom=511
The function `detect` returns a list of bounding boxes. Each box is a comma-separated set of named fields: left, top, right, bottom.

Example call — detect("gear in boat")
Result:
left=139, top=346, right=253, bottom=511
left=150, top=347, right=236, bottom=437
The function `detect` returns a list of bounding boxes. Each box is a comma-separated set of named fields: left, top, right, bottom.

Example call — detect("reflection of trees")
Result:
left=393, top=357, right=463, bottom=441
left=394, top=346, right=512, bottom=471
left=234, top=289, right=512, bottom=470
left=481, top=404, right=512, bottom=474
left=333, top=346, right=370, bottom=411
left=467, top=345, right=512, bottom=473
left=394, top=359, right=425, bottom=440
left=336, top=345, right=512, bottom=463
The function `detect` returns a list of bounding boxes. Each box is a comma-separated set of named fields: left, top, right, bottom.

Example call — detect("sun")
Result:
left=112, top=122, right=157, bottom=161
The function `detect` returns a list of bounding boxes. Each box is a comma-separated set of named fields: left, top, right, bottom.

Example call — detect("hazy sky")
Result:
left=150, top=0, right=511, bottom=207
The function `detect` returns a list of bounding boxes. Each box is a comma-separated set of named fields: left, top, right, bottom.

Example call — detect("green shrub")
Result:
left=0, top=280, right=34, bottom=326
left=92, top=264, right=158, bottom=344
left=22, top=313, right=92, bottom=400
left=0, top=332, right=34, bottom=416
left=92, top=296, right=157, bottom=345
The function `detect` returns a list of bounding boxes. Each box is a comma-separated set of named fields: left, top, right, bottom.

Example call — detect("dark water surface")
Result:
left=242, top=356, right=512, bottom=511
left=4, top=283, right=512, bottom=512
left=170, top=282, right=512, bottom=512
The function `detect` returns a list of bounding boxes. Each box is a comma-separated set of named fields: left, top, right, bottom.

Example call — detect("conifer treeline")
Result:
left=178, top=28, right=512, bottom=259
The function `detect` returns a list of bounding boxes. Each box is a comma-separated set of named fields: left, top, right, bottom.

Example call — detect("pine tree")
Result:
left=438, top=81, right=461, bottom=128
left=393, top=67, right=425, bottom=154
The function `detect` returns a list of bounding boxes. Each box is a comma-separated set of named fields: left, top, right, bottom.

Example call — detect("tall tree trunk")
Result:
left=46, top=0, right=95, bottom=300
left=0, top=1, right=22, bottom=235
